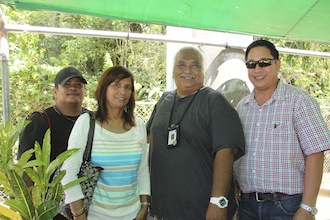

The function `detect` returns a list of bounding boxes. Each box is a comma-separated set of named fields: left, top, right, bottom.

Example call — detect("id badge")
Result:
left=168, top=124, right=179, bottom=147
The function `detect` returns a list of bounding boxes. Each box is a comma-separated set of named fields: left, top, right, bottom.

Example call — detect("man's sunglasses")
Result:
left=245, top=59, right=277, bottom=69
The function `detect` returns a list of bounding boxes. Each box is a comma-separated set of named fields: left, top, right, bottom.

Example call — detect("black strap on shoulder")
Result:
left=43, top=111, right=51, bottom=130
left=34, top=110, right=51, bottom=130
left=83, top=112, right=95, bottom=162
left=81, top=107, right=90, bottom=114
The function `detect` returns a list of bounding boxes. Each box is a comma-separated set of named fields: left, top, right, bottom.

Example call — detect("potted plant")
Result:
left=0, top=119, right=79, bottom=219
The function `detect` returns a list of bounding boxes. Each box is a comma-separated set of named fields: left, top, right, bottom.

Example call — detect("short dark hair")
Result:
left=95, top=65, right=136, bottom=127
left=245, top=40, right=279, bottom=61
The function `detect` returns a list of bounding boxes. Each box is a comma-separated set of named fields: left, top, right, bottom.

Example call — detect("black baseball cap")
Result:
left=54, top=67, right=87, bottom=86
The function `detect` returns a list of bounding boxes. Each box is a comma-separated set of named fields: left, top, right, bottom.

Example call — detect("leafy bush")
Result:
left=0, top=119, right=79, bottom=219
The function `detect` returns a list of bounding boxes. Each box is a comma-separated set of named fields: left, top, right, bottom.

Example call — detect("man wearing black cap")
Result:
left=19, top=66, right=88, bottom=162
left=18, top=67, right=88, bottom=182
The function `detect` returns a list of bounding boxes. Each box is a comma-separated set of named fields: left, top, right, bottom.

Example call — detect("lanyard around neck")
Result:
left=168, top=88, right=202, bottom=128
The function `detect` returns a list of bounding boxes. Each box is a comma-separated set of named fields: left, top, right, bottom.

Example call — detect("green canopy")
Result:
left=1, top=0, right=330, bottom=43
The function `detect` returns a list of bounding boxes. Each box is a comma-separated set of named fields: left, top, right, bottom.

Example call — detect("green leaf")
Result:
left=0, top=203, right=23, bottom=220
left=4, top=199, right=30, bottom=219
left=0, top=166, right=11, bottom=194
left=22, top=159, right=46, bottom=169
left=47, top=182, right=63, bottom=203
left=0, top=118, right=28, bottom=173
left=31, top=185, right=42, bottom=208
left=41, top=129, right=51, bottom=169
left=51, top=170, right=66, bottom=185
left=7, top=119, right=29, bottom=154
left=7, top=170, right=35, bottom=219
left=34, top=142, right=42, bottom=161
left=24, top=167, right=42, bottom=186
left=36, top=200, right=59, bottom=220
left=16, top=149, right=34, bottom=165
left=34, top=142, right=44, bottom=182
left=0, top=215, right=11, bottom=220
left=14, top=149, right=34, bottom=176
left=46, top=148, right=79, bottom=180
left=63, top=176, right=88, bottom=190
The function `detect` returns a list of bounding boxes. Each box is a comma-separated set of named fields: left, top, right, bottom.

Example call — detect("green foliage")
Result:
left=0, top=119, right=79, bottom=219
left=1, top=4, right=166, bottom=124
left=256, top=37, right=330, bottom=105
left=0, top=118, right=28, bottom=194
left=125, top=39, right=166, bottom=101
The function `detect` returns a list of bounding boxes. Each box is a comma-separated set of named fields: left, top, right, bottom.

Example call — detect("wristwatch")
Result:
left=299, top=202, right=318, bottom=216
left=210, top=196, right=229, bottom=208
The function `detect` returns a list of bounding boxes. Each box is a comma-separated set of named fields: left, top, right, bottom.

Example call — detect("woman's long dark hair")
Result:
left=95, top=65, right=136, bottom=127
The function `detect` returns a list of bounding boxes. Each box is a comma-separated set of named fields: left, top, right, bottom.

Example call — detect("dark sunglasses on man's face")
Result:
left=245, top=59, right=277, bottom=69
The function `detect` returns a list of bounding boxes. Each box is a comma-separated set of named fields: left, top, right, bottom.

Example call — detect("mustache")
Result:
left=179, top=73, right=196, bottom=79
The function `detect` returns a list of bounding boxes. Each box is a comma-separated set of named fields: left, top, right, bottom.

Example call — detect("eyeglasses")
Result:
left=245, top=59, right=277, bottom=69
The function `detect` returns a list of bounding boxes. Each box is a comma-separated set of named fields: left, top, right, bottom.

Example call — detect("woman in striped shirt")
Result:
left=62, top=65, right=150, bottom=220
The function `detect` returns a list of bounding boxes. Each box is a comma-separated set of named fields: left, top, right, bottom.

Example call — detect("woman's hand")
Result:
left=135, top=205, right=149, bottom=220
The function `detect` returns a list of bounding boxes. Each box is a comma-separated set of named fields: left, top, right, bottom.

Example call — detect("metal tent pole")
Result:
left=0, top=10, right=10, bottom=125
left=5, top=24, right=330, bottom=58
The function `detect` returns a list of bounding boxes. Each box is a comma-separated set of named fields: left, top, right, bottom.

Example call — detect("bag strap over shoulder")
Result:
left=83, top=112, right=95, bottom=162
left=35, top=110, right=51, bottom=130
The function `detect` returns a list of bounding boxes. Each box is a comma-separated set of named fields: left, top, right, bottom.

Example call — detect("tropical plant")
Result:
left=0, top=119, right=79, bottom=220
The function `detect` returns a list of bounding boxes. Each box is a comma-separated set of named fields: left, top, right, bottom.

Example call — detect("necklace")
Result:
left=53, top=106, right=82, bottom=123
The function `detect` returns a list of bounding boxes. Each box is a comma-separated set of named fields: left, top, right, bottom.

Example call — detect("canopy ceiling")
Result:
left=1, top=0, right=330, bottom=44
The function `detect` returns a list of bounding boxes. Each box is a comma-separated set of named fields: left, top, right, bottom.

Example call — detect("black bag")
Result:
left=60, top=112, right=103, bottom=219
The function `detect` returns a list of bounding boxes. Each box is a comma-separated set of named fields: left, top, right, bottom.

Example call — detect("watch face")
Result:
left=210, top=196, right=228, bottom=208
left=218, top=197, right=228, bottom=208
left=311, top=208, right=318, bottom=216
left=219, top=198, right=226, bottom=206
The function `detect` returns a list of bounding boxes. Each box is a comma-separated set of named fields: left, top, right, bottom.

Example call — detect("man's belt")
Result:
left=242, top=192, right=292, bottom=202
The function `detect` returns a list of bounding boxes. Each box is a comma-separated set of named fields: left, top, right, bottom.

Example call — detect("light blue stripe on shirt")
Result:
left=92, top=153, right=142, bottom=167
left=99, top=170, right=138, bottom=186
left=93, top=187, right=138, bottom=204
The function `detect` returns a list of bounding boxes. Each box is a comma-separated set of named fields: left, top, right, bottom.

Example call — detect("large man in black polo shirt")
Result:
left=147, top=47, right=245, bottom=220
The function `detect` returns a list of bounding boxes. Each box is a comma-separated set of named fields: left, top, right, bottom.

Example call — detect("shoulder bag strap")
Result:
left=83, top=112, right=95, bottom=162
left=42, top=110, right=51, bottom=130
left=34, top=110, right=51, bottom=130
